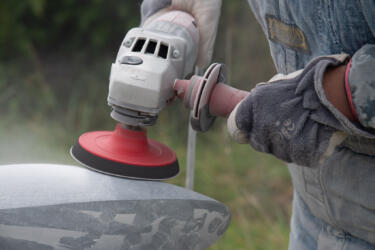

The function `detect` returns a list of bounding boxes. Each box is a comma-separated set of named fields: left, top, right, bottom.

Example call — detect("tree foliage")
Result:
left=0, top=0, right=141, bottom=60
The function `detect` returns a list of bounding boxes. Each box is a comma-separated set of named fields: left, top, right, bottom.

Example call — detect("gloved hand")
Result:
left=142, top=10, right=199, bottom=77
left=142, top=0, right=222, bottom=68
left=228, top=55, right=375, bottom=168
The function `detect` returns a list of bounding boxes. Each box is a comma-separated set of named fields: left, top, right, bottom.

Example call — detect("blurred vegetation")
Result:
left=0, top=0, right=292, bottom=249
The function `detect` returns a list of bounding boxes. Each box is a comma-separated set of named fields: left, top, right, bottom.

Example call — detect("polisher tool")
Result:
left=71, top=11, right=250, bottom=180
left=71, top=11, right=200, bottom=180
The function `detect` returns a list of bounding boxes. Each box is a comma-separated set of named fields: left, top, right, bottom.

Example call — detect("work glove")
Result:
left=142, top=10, right=199, bottom=77
left=228, top=55, right=375, bottom=168
left=142, top=0, right=222, bottom=68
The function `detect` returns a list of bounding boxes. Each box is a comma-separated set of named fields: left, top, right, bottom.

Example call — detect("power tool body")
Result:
left=71, top=11, right=249, bottom=180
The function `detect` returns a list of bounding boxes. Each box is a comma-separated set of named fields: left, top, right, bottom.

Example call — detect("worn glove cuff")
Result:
left=227, top=99, right=249, bottom=144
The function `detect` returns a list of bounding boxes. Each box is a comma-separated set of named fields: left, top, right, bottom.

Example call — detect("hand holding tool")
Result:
left=71, top=11, right=199, bottom=180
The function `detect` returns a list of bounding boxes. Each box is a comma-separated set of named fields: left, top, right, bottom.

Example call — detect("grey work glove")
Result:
left=141, top=0, right=222, bottom=68
left=228, top=55, right=375, bottom=168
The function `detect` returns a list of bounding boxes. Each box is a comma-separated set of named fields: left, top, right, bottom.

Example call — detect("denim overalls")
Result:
left=247, top=0, right=375, bottom=249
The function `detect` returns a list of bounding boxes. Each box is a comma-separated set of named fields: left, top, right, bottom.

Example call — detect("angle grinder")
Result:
left=71, top=11, right=200, bottom=180
left=71, top=11, right=250, bottom=180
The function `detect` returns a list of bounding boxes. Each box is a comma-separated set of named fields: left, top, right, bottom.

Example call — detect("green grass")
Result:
left=0, top=0, right=290, bottom=247
left=0, top=51, right=291, bottom=249
left=0, top=111, right=292, bottom=250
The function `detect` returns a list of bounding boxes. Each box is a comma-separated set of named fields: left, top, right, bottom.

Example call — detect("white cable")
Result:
left=185, top=66, right=200, bottom=190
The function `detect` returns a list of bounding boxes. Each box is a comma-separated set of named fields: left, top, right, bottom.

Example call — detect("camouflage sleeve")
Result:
left=347, top=44, right=375, bottom=129
left=141, top=0, right=172, bottom=23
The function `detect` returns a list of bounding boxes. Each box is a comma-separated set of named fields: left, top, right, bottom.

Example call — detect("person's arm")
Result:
left=227, top=50, right=375, bottom=168
left=323, top=45, right=375, bottom=127
left=322, top=65, right=355, bottom=121
left=343, top=44, right=375, bottom=128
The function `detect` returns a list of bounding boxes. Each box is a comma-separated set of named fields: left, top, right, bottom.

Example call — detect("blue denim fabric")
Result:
left=247, top=0, right=375, bottom=74
left=290, top=190, right=375, bottom=250
left=246, top=0, right=375, bottom=248
left=141, top=0, right=375, bottom=248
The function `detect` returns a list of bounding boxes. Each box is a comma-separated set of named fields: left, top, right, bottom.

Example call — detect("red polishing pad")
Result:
left=71, top=124, right=179, bottom=180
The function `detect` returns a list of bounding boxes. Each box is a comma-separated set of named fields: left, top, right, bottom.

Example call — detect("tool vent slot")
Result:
left=132, top=38, right=146, bottom=52
left=158, top=43, right=169, bottom=59
left=145, top=40, right=157, bottom=54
